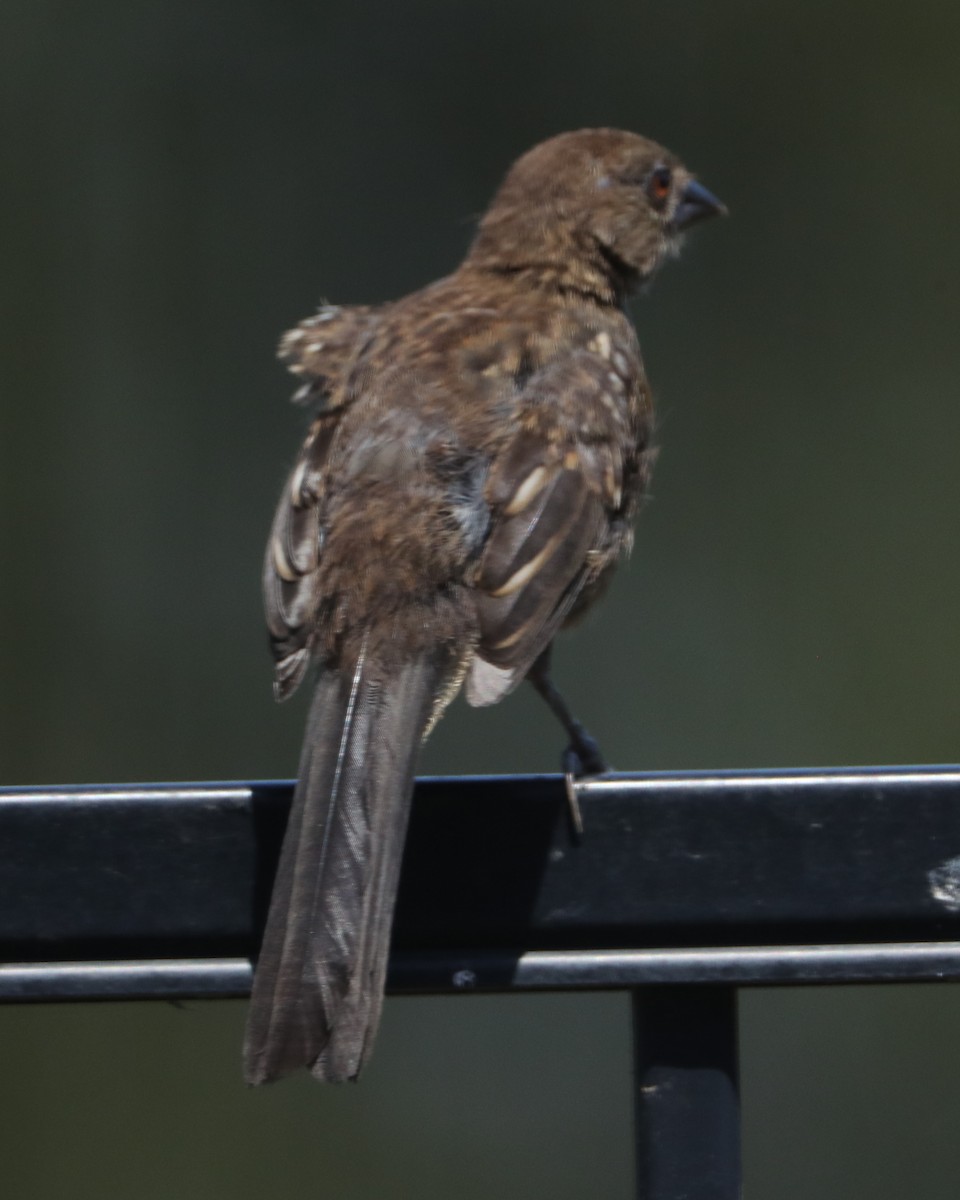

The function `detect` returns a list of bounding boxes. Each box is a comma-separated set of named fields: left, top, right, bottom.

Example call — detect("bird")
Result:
left=244, top=128, right=724, bottom=1085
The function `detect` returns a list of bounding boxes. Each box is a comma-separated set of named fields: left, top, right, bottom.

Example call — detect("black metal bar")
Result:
left=633, top=986, right=741, bottom=1200
left=5, top=768, right=958, bottom=1200
left=6, top=940, right=960, bottom=1002
left=0, top=960, right=252, bottom=1001
left=2, top=767, right=960, bottom=966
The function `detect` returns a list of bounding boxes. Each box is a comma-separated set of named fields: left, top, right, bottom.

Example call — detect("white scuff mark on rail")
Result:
left=928, top=856, right=960, bottom=911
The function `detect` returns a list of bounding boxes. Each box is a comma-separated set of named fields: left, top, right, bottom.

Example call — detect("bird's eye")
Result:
left=646, top=166, right=672, bottom=210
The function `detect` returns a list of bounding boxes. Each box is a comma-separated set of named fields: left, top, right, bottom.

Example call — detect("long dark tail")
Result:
left=243, top=647, right=443, bottom=1084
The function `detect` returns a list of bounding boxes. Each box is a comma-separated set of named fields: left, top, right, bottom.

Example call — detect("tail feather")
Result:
left=243, top=648, right=443, bottom=1084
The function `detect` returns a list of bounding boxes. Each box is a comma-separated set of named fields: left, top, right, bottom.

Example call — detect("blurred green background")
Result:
left=3, top=0, right=960, bottom=1196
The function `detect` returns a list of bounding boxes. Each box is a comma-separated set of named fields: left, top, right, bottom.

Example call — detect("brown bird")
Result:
left=245, top=128, right=724, bottom=1085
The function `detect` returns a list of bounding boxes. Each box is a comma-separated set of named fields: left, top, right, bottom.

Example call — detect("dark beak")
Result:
left=673, top=179, right=727, bottom=230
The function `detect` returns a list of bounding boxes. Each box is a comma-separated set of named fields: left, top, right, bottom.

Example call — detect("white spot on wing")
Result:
left=271, top=537, right=298, bottom=582
left=591, top=332, right=612, bottom=359
left=465, top=658, right=516, bottom=707
left=504, top=465, right=551, bottom=515
left=289, top=458, right=308, bottom=506
left=490, top=529, right=565, bottom=598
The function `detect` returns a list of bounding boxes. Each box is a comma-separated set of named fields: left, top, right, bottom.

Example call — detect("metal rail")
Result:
left=4, top=765, right=960, bottom=1200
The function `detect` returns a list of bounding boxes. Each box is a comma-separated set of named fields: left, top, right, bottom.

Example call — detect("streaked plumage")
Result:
left=245, top=128, right=724, bottom=1084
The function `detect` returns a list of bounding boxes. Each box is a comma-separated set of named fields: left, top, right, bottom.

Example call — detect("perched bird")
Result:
left=245, top=128, right=724, bottom=1085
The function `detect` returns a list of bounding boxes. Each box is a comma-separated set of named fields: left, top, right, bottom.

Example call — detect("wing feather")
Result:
left=264, top=412, right=341, bottom=700
left=465, top=336, right=645, bottom=706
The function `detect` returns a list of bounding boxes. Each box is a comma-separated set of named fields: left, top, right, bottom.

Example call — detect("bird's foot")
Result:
left=561, top=725, right=610, bottom=839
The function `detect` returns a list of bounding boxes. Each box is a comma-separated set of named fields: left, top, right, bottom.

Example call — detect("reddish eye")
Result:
left=646, top=166, right=672, bottom=209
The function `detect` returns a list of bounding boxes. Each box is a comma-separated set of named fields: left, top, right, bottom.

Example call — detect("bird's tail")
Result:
left=243, top=645, right=445, bottom=1084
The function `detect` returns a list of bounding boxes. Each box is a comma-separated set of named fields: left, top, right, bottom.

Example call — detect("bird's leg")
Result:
left=528, top=647, right=609, bottom=836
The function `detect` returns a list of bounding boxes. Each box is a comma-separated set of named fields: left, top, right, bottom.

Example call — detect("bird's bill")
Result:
left=673, top=179, right=727, bottom=230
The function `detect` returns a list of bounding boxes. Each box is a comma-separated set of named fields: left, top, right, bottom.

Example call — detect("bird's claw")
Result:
left=562, top=731, right=610, bottom=839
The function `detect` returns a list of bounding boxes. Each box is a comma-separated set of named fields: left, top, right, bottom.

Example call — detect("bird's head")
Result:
left=467, top=128, right=725, bottom=299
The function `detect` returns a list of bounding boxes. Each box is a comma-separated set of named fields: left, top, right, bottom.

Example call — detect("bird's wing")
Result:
left=466, top=339, right=643, bottom=706
left=264, top=305, right=379, bottom=699
left=263, top=410, right=339, bottom=699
